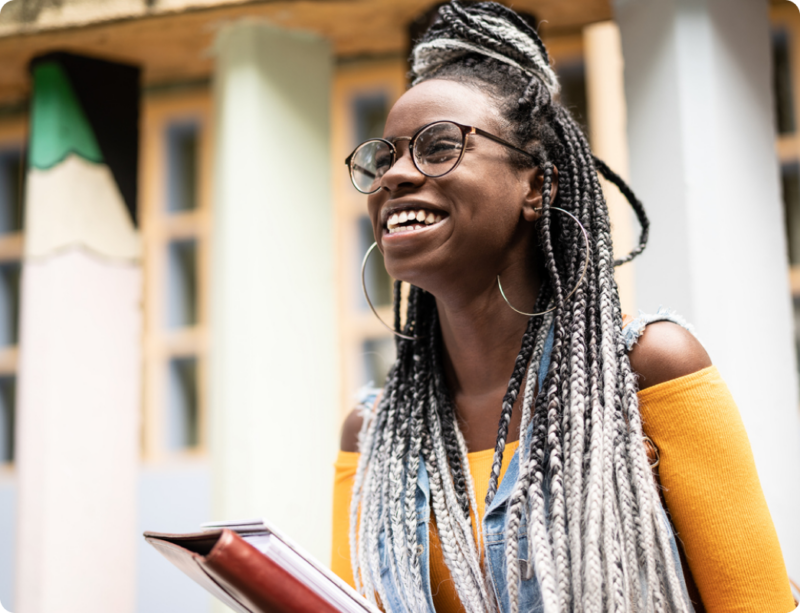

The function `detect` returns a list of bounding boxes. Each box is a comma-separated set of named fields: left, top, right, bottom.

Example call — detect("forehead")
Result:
left=383, top=79, right=505, bottom=138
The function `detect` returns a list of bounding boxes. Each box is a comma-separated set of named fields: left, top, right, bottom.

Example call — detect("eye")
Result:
left=374, top=151, right=393, bottom=175
left=420, top=138, right=462, bottom=164
left=414, top=122, right=464, bottom=171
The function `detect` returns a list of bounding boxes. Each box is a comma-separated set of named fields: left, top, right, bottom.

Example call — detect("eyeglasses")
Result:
left=345, top=120, right=537, bottom=194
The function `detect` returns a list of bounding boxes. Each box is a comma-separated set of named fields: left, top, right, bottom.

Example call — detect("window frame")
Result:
left=332, top=59, right=406, bottom=421
left=0, top=116, right=26, bottom=471
left=140, top=87, right=212, bottom=462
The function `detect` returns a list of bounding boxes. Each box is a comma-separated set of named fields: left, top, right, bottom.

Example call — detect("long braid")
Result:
left=351, top=2, right=690, bottom=612
left=484, top=315, right=539, bottom=506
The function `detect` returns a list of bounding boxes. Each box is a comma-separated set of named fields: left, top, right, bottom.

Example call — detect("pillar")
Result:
left=584, top=21, right=636, bottom=315
left=15, top=53, right=141, bottom=612
left=614, top=0, right=800, bottom=578
left=210, top=23, right=337, bottom=567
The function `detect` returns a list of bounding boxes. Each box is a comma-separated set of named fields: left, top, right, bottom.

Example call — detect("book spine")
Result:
left=203, top=530, right=341, bottom=613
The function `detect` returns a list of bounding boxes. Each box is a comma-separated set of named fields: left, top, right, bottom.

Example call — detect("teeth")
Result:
left=385, top=209, right=446, bottom=234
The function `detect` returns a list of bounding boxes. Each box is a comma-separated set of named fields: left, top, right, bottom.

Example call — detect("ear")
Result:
left=521, top=165, right=559, bottom=222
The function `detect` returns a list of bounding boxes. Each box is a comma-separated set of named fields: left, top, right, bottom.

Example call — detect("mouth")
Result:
left=384, top=207, right=446, bottom=235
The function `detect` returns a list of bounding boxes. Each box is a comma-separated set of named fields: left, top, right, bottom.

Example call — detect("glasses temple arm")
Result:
left=473, top=127, right=538, bottom=162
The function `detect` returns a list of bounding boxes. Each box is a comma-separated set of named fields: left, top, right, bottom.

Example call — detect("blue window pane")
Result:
left=165, top=122, right=199, bottom=213
left=353, top=94, right=388, bottom=143
left=166, top=357, right=199, bottom=451
left=0, top=377, right=16, bottom=463
left=166, top=239, right=198, bottom=329
left=0, top=264, right=20, bottom=348
left=782, top=163, right=800, bottom=266
left=0, top=149, right=24, bottom=234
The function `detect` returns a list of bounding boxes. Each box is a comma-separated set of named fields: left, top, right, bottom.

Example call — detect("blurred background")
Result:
left=0, top=0, right=799, bottom=611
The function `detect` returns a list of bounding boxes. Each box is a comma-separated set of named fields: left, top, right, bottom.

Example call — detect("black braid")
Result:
left=592, top=156, right=650, bottom=265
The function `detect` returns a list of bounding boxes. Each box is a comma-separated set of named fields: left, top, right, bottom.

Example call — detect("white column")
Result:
left=584, top=21, right=636, bottom=315
left=615, top=0, right=800, bottom=577
left=15, top=57, right=141, bottom=612
left=211, top=23, right=337, bottom=566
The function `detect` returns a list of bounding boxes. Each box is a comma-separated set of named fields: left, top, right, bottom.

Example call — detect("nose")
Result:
left=380, top=145, right=425, bottom=193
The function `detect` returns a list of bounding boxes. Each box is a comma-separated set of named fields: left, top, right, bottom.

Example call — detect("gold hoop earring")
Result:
left=497, top=206, right=590, bottom=317
left=361, top=242, right=420, bottom=341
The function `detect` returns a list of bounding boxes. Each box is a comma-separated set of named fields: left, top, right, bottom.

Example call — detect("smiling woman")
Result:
left=331, top=3, right=797, bottom=613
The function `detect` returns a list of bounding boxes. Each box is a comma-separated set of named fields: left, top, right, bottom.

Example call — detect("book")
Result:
left=144, top=518, right=380, bottom=613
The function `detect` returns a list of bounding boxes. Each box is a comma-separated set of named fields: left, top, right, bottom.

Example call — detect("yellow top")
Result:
left=331, top=367, right=795, bottom=613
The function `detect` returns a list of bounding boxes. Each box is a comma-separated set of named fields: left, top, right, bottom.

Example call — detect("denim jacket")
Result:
left=373, top=312, right=694, bottom=612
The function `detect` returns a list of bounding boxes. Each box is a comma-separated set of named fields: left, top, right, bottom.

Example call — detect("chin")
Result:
left=383, top=258, right=437, bottom=295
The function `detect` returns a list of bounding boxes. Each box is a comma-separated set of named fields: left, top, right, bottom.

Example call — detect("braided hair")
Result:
left=349, top=3, right=685, bottom=612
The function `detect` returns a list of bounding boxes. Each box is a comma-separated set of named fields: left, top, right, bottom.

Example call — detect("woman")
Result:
left=331, top=3, right=796, bottom=612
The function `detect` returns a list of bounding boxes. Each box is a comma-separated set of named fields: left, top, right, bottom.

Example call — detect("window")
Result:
left=166, top=239, right=198, bottom=329
left=0, top=378, right=15, bottom=463
left=0, top=141, right=24, bottom=467
left=353, top=94, right=389, bottom=143
left=333, top=60, right=406, bottom=418
left=166, top=122, right=199, bottom=213
left=141, top=91, right=210, bottom=459
left=773, top=29, right=795, bottom=136
left=0, top=150, right=24, bottom=234
left=782, top=163, right=800, bottom=265
left=166, top=357, right=199, bottom=450
left=772, top=3, right=800, bottom=389
left=0, top=263, right=20, bottom=349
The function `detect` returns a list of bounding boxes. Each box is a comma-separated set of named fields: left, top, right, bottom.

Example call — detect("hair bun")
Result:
left=410, top=1, right=560, bottom=96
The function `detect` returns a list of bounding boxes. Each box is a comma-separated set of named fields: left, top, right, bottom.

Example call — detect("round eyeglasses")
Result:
left=345, top=120, right=537, bottom=194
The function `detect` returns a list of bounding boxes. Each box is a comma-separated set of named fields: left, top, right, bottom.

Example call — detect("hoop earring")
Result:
left=361, top=242, right=420, bottom=341
left=497, top=206, right=590, bottom=317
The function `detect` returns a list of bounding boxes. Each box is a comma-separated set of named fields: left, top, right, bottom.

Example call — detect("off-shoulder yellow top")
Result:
left=330, top=367, right=796, bottom=613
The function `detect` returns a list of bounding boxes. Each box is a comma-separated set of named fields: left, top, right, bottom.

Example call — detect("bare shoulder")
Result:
left=627, top=321, right=712, bottom=391
left=340, top=408, right=365, bottom=453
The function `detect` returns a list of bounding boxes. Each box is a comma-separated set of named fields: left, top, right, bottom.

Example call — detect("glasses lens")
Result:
left=350, top=140, right=393, bottom=194
left=414, top=122, right=464, bottom=177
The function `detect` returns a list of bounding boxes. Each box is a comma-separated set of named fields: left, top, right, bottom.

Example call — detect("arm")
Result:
left=630, top=322, right=795, bottom=613
left=340, top=408, right=364, bottom=453
left=330, top=409, right=364, bottom=585
left=627, top=320, right=711, bottom=390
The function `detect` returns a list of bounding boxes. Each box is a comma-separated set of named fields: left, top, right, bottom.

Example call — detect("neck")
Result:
left=433, top=263, right=541, bottom=448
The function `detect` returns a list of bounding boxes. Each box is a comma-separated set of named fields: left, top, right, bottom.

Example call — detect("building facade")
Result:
left=0, top=0, right=798, bottom=611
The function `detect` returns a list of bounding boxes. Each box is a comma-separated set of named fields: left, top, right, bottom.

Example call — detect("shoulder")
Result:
left=627, top=320, right=712, bottom=391
left=340, top=387, right=383, bottom=452
left=340, top=408, right=364, bottom=453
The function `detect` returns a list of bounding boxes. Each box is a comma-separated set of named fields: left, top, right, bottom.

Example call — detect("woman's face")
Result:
left=367, top=79, right=542, bottom=297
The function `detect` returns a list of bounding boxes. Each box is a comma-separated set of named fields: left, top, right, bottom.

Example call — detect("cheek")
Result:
left=458, top=181, right=523, bottom=233
left=366, top=194, right=385, bottom=238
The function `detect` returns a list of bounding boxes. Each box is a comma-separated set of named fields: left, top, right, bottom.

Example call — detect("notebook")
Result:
left=144, top=518, right=380, bottom=613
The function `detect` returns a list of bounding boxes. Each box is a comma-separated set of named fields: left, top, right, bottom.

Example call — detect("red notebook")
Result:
left=144, top=519, right=379, bottom=613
